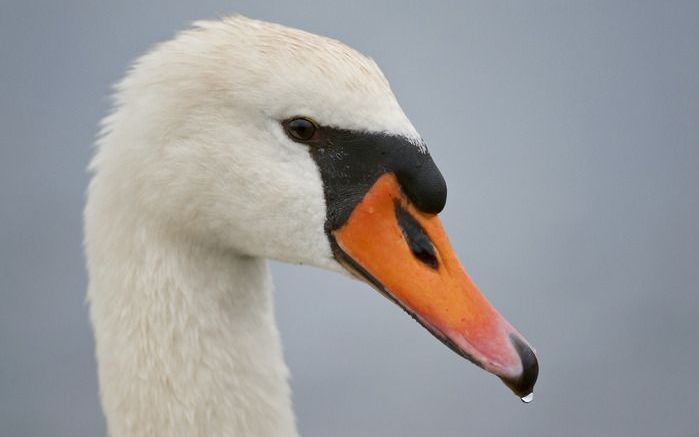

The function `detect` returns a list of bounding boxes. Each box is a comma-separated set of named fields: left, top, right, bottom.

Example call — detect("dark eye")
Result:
left=284, top=117, right=318, bottom=142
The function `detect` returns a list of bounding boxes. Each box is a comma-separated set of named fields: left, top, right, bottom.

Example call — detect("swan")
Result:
left=84, top=16, right=538, bottom=437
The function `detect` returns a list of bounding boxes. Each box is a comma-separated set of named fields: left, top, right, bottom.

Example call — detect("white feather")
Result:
left=85, top=15, right=421, bottom=437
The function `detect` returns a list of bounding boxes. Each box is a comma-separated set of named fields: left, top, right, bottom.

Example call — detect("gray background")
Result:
left=1, top=1, right=698, bottom=436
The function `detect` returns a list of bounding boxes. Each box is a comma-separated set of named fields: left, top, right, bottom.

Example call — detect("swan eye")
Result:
left=283, top=117, right=318, bottom=142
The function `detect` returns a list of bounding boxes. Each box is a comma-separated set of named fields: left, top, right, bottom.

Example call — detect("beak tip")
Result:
left=502, top=334, right=539, bottom=399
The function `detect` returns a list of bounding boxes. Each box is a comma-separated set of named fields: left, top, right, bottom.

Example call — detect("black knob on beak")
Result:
left=395, top=153, right=447, bottom=214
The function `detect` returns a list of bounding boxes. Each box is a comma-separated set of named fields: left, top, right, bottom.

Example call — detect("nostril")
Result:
left=503, top=334, right=539, bottom=399
left=394, top=202, right=439, bottom=269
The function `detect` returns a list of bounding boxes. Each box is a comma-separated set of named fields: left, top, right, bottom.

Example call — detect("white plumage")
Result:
left=86, top=16, right=420, bottom=437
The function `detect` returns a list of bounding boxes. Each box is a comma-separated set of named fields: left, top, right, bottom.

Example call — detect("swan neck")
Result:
left=86, top=221, right=298, bottom=437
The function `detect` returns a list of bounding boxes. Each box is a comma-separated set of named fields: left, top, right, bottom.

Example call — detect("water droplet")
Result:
left=521, top=393, right=534, bottom=403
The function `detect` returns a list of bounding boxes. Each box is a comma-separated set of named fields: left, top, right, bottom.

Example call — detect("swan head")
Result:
left=94, top=16, right=537, bottom=399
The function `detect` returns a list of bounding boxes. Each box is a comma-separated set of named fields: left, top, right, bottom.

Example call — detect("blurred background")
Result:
left=1, top=1, right=698, bottom=436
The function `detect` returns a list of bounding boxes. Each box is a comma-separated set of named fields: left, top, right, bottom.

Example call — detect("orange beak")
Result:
left=332, top=173, right=538, bottom=399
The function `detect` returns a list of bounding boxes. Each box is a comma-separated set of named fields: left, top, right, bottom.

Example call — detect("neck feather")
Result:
left=86, top=207, right=298, bottom=437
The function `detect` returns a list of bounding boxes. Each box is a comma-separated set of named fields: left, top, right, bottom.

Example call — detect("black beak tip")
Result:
left=502, top=334, right=539, bottom=399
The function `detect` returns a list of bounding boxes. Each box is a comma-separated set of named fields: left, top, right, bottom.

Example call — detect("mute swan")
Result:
left=85, top=16, right=538, bottom=437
